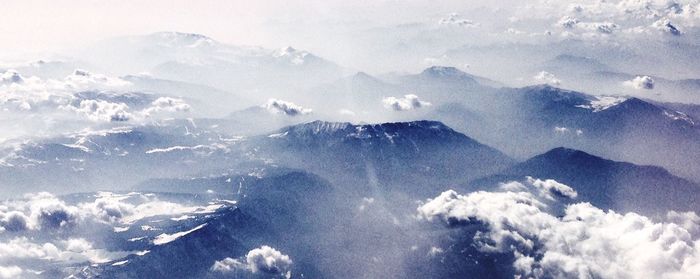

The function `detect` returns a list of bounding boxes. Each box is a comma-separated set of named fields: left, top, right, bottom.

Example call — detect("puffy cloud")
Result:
left=64, top=69, right=131, bottom=89
left=439, top=13, right=479, bottom=27
left=0, top=266, right=22, bottom=279
left=0, top=192, right=229, bottom=273
left=526, top=176, right=578, bottom=200
left=24, top=192, right=80, bottom=230
left=382, top=94, right=431, bottom=111
left=418, top=182, right=700, bottom=279
left=0, top=69, right=130, bottom=114
left=263, top=98, right=312, bottom=116
left=0, top=211, right=29, bottom=232
left=212, top=246, right=293, bottom=278
left=533, top=71, right=561, bottom=86
left=652, top=18, right=682, bottom=35
left=557, top=16, right=580, bottom=28
left=0, top=236, right=127, bottom=264
left=591, top=21, right=618, bottom=34
left=71, top=99, right=132, bottom=122
left=142, top=97, right=191, bottom=116
left=553, top=126, right=584, bottom=136
left=60, top=96, right=191, bottom=122
left=0, top=192, right=224, bottom=231
left=624, top=75, right=655, bottom=89
left=0, top=70, right=23, bottom=84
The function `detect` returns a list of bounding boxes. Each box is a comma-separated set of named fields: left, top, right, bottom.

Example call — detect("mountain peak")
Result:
left=274, top=120, right=462, bottom=141
left=147, top=31, right=217, bottom=48
left=602, top=97, right=662, bottom=114
left=538, top=147, right=598, bottom=161
left=421, top=66, right=469, bottom=77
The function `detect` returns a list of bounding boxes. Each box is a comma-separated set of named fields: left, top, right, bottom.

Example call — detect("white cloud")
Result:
left=652, top=18, right=682, bottom=35
left=439, top=13, right=479, bottom=27
left=0, top=69, right=130, bottom=115
left=557, top=16, right=580, bottom=28
left=0, top=266, right=22, bottom=279
left=0, top=192, right=229, bottom=273
left=418, top=183, right=700, bottom=279
left=71, top=99, right=132, bottom=122
left=533, top=71, right=561, bottom=86
left=0, top=70, right=23, bottom=84
left=64, top=69, right=131, bottom=89
left=382, top=94, right=431, bottom=111
left=553, top=126, right=584, bottom=136
left=526, top=176, right=578, bottom=200
left=142, top=97, right=191, bottom=116
left=212, top=245, right=293, bottom=279
left=263, top=98, right=312, bottom=116
left=624, top=75, right=655, bottom=89
left=0, top=236, right=128, bottom=264
left=0, top=192, right=224, bottom=231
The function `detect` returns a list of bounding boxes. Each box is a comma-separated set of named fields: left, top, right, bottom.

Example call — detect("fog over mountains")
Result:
left=2, top=1, right=700, bottom=278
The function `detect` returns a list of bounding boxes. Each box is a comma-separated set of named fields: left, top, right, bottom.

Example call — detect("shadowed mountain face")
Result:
left=473, top=147, right=700, bottom=216
left=76, top=171, right=335, bottom=279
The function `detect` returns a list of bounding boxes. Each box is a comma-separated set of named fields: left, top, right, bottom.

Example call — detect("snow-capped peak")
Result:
left=150, top=32, right=217, bottom=48
left=576, top=96, right=628, bottom=112
left=273, top=46, right=310, bottom=65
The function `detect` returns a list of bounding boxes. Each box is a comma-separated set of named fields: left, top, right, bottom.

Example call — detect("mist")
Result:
left=1, top=1, right=700, bottom=278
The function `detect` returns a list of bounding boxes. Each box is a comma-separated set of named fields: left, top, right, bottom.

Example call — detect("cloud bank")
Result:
left=418, top=179, right=700, bottom=279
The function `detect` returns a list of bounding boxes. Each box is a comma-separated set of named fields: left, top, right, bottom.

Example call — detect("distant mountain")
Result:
left=429, top=84, right=700, bottom=183
left=77, top=32, right=347, bottom=100
left=303, top=71, right=403, bottom=116
left=302, top=66, right=501, bottom=119
left=474, top=147, right=700, bottom=215
left=122, top=74, right=252, bottom=117
left=394, top=66, right=500, bottom=103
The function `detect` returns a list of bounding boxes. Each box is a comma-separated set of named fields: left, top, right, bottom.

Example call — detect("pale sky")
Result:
left=0, top=0, right=473, bottom=54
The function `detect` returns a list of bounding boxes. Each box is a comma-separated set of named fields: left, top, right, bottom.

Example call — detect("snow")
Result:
left=111, top=260, right=128, bottom=266
left=576, top=96, right=627, bottom=112
left=153, top=223, right=207, bottom=245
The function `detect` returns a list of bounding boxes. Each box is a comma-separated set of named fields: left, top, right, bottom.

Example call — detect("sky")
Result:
left=0, top=0, right=479, bottom=57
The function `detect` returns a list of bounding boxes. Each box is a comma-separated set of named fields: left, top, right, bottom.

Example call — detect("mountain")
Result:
left=251, top=120, right=514, bottom=198
left=76, top=32, right=346, bottom=101
left=0, top=121, right=248, bottom=196
left=393, top=66, right=500, bottom=103
left=69, top=171, right=338, bottom=278
left=474, top=147, right=700, bottom=216
left=429, top=84, right=700, bottom=183
left=122, top=74, right=252, bottom=117
left=301, top=66, right=502, bottom=120
left=302, top=71, right=403, bottom=116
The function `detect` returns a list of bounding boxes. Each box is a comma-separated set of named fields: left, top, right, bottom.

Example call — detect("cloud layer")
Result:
left=418, top=178, right=700, bottom=279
